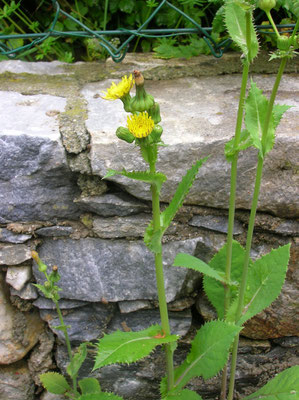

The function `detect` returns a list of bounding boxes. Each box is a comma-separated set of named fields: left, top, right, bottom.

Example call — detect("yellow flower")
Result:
left=127, top=112, right=154, bottom=139
left=101, top=74, right=135, bottom=100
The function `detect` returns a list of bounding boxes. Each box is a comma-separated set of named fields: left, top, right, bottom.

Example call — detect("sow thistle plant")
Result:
left=35, top=1, right=299, bottom=399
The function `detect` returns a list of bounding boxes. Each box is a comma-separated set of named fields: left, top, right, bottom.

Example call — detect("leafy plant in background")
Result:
left=32, top=1, right=299, bottom=399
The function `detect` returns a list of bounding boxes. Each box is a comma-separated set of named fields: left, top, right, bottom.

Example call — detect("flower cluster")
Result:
left=101, top=70, right=162, bottom=145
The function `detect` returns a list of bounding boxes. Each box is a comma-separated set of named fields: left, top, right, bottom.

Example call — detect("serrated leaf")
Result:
left=103, top=169, right=166, bottom=192
left=163, top=389, right=203, bottom=400
left=67, top=342, right=89, bottom=379
left=238, top=244, right=290, bottom=326
left=144, top=158, right=208, bottom=253
left=244, top=81, right=278, bottom=156
left=243, top=365, right=299, bottom=400
left=79, top=377, right=101, bottom=394
left=272, top=103, right=292, bottom=129
left=203, top=241, right=248, bottom=319
left=224, top=2, right=259, bottom=61
left=78, top=393, right=124, bottom=400
left=93, top=325, right=178, bottom=370
left=40, top=372, right=70, bottom=394
left=173, top=253, right=226, bottom=283
left=170, top=321, right=241, bottom=391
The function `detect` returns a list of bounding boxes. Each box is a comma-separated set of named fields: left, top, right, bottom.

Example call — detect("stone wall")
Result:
left=0, top=54, right=298, bottom=400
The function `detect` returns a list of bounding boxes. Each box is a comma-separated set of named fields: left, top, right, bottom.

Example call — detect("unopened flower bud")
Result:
left=32, top=251, right=47, bottom=273
left=258, top=0, right=276, bottom=12
left=149, top=125, right=163, bottom=143
left=130, top=70, right=154, bottom=113
left=148, top=103, right=161, bottom=124
left=116, top=126, right=135, bottom=143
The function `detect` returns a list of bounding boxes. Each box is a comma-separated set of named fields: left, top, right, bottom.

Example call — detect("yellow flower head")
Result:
left=101, top=74, right=135, bottom=100
left=127, top=112, right=154, bottom=139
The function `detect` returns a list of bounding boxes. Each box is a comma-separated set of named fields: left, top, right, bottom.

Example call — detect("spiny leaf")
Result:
left=224, top=1, right=259, bottom=61
left=272, top=103, right=292, bottom=129
left=144, top=158, right=208, bottom=254
left=173, top=253, right=226, bottom=283
left=79, top=378, right=101, bottom=394
left=163, top=389, right=203, bottom=400
left=203, top=241, right=247, bottom=319
left=67, top=342, right=89, bottom=379
left=170, top=320, right=241, bottom=391
left=78, top=393, right=124, bottom=400
left=93, top=325, right=178, bottom=370
left=40, top=372, right=70, bottom=394
left=103, top=169, right=167, bottom=192
left=243, top=365, right=299, bottom=400
left=238, top=244, right=290, bottom=326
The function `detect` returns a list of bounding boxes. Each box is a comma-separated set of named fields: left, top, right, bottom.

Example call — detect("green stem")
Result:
left=227, top=57, right=288, bottom=400
left=149, top=152, right=174, bottom=392
left=103, top=0, right=109, bottom=30
left=266, top=10, right=280, bottom=38
left=53, top=299, right=78, bottom=395
left=220, top=12, right=251, bottom=400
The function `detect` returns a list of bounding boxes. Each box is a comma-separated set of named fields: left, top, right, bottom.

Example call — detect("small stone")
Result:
left=0, top=360, right=35, bottom=400
left=10, top=283, right=38, bottom=300
left=33, top=297, right=88, bottom=310
left=238, top=337, right=271, bottom=354
left=0, top=244, right=31, bottom=265
left=273, top=337, right=299, bottom=348
left=67, top=151, right=92, bottom=174
left=168, top=297, right=196, bottom=312
left=35, top=226, right=74, bottom=237
left=0, top=228, right=32, bottom=243
left=119, top=300, right=152, bottom=314
left=274, top=220, right=299, bottom=236
left=40, top=302, right=116, bottom=344
left=93, top=214, right=151, bottom=238
left=77, top=174, right=107, bottom=197
left=40, top=392, right=66, bottom=400
left=107, top=309, right=192, bottom=337
left=0, top=273, right=45, bottom=364
left=75, top=193, right=149, bottom=217
left=189, top=215, right=243, bottom=235
left=6, top=266, right=32, bottom=291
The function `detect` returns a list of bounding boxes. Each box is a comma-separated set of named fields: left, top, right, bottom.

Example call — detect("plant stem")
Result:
left=220, top=11, right=251, bottom=400
left=149, top=154, right=174, bottom=391
left=53, top=299, right=78, bottom=394
left=227, top=56, right=287, bottom=400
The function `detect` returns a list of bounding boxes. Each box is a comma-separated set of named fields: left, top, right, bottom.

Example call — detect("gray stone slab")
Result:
left=0, top=91, right=80, bottom=222
left=119, top=300, right=152, bottom=314
left=0, top=228, right=31, bottom=243
left=0, top=244, right=31, bottom=265
left=33, top=237, right=200, bottom=303
left=84, top=75, right=299, bottom=217
left=35, top=226, right=74, bottom=237
left=0, top=60, right=68, bottom=75
left=93, top=214, right=151, bottom=238
left=189, top=214, right=243, bottom=235
left=75, top=193, right=149, bottom=217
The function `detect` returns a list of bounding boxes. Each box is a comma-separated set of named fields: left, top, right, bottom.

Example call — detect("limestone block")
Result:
left=33, top=238, right=200, bottom=303
left=0, top=91, right=80, bottom=222
left=6, top=266, right=32, bottom=291
left=0, top=244, right=31, bottom=265
left=10, top=283, right=38, bottom=300
left=84, top=75, right=299, bottom=217
left=0, top=228, right=31, bottom=244
left=0, top=360, right=35, bottom=400
left=0, top=273, right=44, bottom=364
left=93, top=214, right=151, bottom=238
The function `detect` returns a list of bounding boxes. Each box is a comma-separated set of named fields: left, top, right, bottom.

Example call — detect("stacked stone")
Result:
left=0, top=55, right=298, bottom=400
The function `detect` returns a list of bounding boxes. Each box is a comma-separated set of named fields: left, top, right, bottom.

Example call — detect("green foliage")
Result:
left=235, top=244, right=290, bottom=326
left=242, top=365, right=299, bottom=400
left=94, top=325, right=179, bottom=370
left=104, top=168, right=167, bottom=193
left=203, top=241, right=247, bottom=319
left=173, top=253, right=227, bottom=283
left=163, top=389, right=203, bottom=400
left=244, top=81, right=290, bottom=157
left=225, top=129, right=253, bottom=162
left=153, top=37, right=212, bottom=59
left=40, top=372, right=70, bottom=394
left=161, top=320, right=241, bottom=395
left=78, top=394, right=124, bottom=400
left=224, top=1, right=259, bottom=62
left=144, top=157, right=208, bottom=253
left=67, top=342, right=89, bottom=380
left=79, top=378, right=101, bottom=395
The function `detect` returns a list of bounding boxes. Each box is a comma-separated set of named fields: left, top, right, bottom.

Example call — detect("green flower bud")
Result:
left=44, top=281, right=51, bottom=289
left=130, top=70, right=154, bottom=113
left=277, top=36, right=290, bottom=51
left=148, top=103, right=161, bottom=124
left=258, top=0, right=276, bottom=12
left=149, top=125, right=163, bottom=143
left=116, top=126, right=135, bottom=143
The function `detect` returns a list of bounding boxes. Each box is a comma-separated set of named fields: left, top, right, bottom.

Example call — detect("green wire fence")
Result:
left=0, top=0, right=296, bottom=62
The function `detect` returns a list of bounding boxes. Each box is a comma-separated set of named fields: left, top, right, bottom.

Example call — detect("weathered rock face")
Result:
left=0, top=273, right=44, bottom=365
left=0, top=56, right=298, bottom=400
